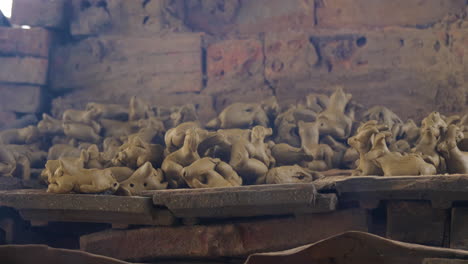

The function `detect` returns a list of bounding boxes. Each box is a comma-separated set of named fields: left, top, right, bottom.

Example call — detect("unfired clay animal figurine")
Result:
left=113, top=137, right=164, bottom=169
left=363, top=106, right=402, bottom=130
left=270, top=143, right=313, bottom=166
left=129, top=96, right=152, bottom=121
left=0, top=126, right=40, bottom=145
left=107, top=167, right=134, bottom=182
left=99, top=119, right=140, bottom=138
left=37, top=114, right=63, bottom=135
left=86, top=102, right=128, bottom=120
left=162, top=129, right=201, bottom=188
left=366, top=132, right=436, bottom=176
left=130, top=117, right=166, bottom=143
left=438, top=124, right=468, bottom=174
left=266, top=165, right=323, bottom=184
left=207, top=102, right=269, bottom=129
left=412, top=117, right=446, bottom=173
left=181, top=157, right=242, bottom=188
left=229, top=126, right=273, bottom=185
left=274, top=105, right=317, bottom=147
left=164, top=122, right=201, bottom=154
left=421, top=112, right=447, bottom=138
left=297, top=121, right=334, bottom=171
left=62, top=109, right=98, bottom=125
left=306, top=93, right=329, bottom=113
left=0, top=146, right=16, bottom=177
left=63, top=122, right=101, bottom=143
left=47, top=144, right=81, bottom=160
left=47, top=161, right=119, bottom=194
left=118, top=162, right=167, bottom=196
left=348, top=121, right=387, bottom=176
left=316, top=87, right=354, bottom=140
left=5, top=145, right=47, bottom=169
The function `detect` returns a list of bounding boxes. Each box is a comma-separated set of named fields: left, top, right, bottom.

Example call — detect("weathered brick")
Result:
left=387, top=201, right=449, bottom=247
left=205, top=38, right=264, bottom=95
left=0, top=57, right=48, bottom=85
left=316, top=0, right=466, bottom=28
left=70, top=0, right=166, bottom=37
left=268, top=27, right=468, bottom=120
left=234, top=0, right=315, bottom=34
left=80, top=209, right=369, bottom=261
left=50, top=33, right=203, bottom=93
left=0, top=27, right=51, bottom=58
left=11, top=0, right=68, bottom=29
left=0, top=84, right=42, bottom=113
left=0, top=112, right=16, bottom=129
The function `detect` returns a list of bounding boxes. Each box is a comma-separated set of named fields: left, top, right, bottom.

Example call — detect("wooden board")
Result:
left=334, top=175, right=468, bottom=209
left=0, top=189, right=174, bottom=226
left=50, top=33, right=203, bottom=93
left=144, top=183, right=337, bottom=218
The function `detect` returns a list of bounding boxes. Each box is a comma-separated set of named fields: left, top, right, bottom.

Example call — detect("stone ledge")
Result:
left=0, top=189, right=174, bottom=226
left=145, top=184, right=337, bottom=218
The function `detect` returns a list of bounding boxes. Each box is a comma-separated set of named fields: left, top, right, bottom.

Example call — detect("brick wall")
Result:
left=8, top=0, right=468, bottom=123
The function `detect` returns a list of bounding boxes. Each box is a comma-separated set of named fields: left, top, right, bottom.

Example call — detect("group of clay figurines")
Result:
left=0, top=87, right=467, bottom=195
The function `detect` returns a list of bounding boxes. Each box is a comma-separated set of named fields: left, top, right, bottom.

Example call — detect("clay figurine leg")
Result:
left=215, top=161, right=242, bottom=186
left=237, top=159, right=268, bottom=185
left=47, top=180, right=74, bottom=194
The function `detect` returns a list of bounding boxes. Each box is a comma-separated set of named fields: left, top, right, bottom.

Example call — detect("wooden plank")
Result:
left=11, top=0, right=68, bottom=29
left=0, top=57, right=48, bottom=85
left=0, top=27, right=51, bottom=58
left=144, top=184, right=337, bottom=218
left=334, top=175, right=468, bottom=209
left=0, top=84, right=42, bottom=113
left=50, top=34, right=203, bottom=93
left=387, top=201, right=449, bottom=247
left=0, top=189, right=174, bottom=226
left=80, top=209, right=368, bottom=260
left=424, top=259, right=468, bottom=264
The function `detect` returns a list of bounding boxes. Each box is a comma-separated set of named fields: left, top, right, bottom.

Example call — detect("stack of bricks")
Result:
left=0, top=0, right=68, bottom=128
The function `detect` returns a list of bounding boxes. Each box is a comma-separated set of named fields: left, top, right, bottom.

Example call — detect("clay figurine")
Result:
left=306, top=93, right=329, bottom=113
left=99, top=119, right=140, bottom=139
left=181, top=158, right=242, bottom=188
left=113, top=137, right=164, bottom=169
left=118, top=162, right=167, bottom=196
left=47, top=160, right=119, bottom=194
left=0, top=126, right=40, bottom=145
left=274, top=105, right=317, bottom=147
left=47, top=144, right=81, bottom=160
left=363, top=106, right=402, bottom=130
left=437, top=124, right=468, bottom=174
left=412, top=115, right=446, bottom=173
left=266, top=165, right=323, bottom=184
left=297, top=121, right=334, bottom=171
left=316, top=87, right=354, bottom=139
left=207, top=102, right=269, bottom=129
left=270, top=143, right=313, bottom=166
left=86, top=102, right=128, bottom=120
left=37, top=114, right=64, bottom=135
left=129, top=96, right=152, bottom=121
left=62, top=109, right=98, bottom=125
left=130, top=117, right=166, bottom=143
left=348, top=121, right=388, bottom=176
left=229, top=126, right=273, bottom=185
left=107, top=167, right=135, bottom=183
left=166, top=104, right=198, bottom=128
left=366, top=132, right=436, bottom=176
left=5, top=144, right=47, bottom=169
left=162, top=129, right=201, bottom=188
left=63, top=122, right=101, bottom=143
left=0, top=146, right=16, bottom=177
left=164, top=122, right=201, bottom=154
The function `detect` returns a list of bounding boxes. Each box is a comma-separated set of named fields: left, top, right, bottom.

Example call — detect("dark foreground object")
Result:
left=246, top=231, right=468, bottom=264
